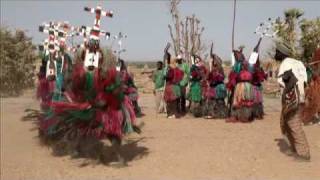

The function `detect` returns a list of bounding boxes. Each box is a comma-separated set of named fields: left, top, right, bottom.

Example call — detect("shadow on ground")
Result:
left=275, top=138, right=292, bottom=156
left=21, top=109, right=149, bottom=167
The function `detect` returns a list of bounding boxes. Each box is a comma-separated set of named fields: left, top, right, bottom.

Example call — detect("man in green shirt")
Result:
left=153, top=61, right=166, bottom=113
left=176, top=55, right=190, bottom=114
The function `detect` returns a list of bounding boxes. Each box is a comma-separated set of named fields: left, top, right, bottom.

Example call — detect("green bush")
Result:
left=300, top=18, right=320, bottom=62
left=0, top=28, right=37, bottom=97
left=274, top=8, right=320, bottom=61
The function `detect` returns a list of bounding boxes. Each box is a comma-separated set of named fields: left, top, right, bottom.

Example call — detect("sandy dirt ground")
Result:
left=1, top=90, right=320, bottom=180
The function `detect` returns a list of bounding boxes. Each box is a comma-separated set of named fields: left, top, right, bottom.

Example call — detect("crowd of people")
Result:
left=32, top=4, right=319, bottom=165
left=151, top=41, right=319, bottom=162
left=152, top=41, right=267, bottom=123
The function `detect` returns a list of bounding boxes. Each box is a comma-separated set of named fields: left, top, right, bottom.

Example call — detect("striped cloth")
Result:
left=281, top=86, right=310, bottom=158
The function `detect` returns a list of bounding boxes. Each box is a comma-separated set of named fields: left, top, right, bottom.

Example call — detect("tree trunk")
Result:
left=168, top=0, right=207, bottom=64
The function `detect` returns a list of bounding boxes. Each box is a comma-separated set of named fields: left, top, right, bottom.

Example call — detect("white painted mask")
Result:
left=84, top=49, right=100, bottom=70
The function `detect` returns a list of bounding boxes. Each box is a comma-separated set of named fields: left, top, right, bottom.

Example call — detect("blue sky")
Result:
left=1, top=0, right=319, bottom=61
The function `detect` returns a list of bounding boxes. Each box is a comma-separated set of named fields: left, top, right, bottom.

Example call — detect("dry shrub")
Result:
left=0, top=27, right=37, bottom=97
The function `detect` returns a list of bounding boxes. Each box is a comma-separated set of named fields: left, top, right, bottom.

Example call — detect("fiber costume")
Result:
left=227, top=49, right=255, bottom=122
left=118, top=59, right=143, bottom=117
left=53, top=38, right=73, bottom=102
left=176, top=55, right=190, bottom=114
left=226, top=18, right=275, bottom=122
left=37, top=51, right=58, bottom=109
left=163, top=43, right=184, bottom=118
left=188, top=55, right=205, bottom=117
left=204, top=46, right=228, bottom=119
left=252, top=61, right=267, bottom=119
left=250, top=39, right=267, bottom=119
left=35, top=5, right=140, bottom=165
left=37, top=22, right=74, bottom=107
left=164, top=65, right=184, bottom=118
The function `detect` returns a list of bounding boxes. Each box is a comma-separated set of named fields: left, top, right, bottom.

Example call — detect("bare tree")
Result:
left=168, top=0, right=206, bottom=64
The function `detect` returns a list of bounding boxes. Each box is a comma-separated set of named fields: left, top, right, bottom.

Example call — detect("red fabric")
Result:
left=164, top=84, right=178, bottom=102
left=313, top=75, right=320, bottom=82
left=205, top=87, right=216, bottom=98
left=71, top=62, right=102, bottom=103
left=100, top=68, right=123, bottom=110
left=49, top=101, right=91, bottom=114
left=233, top=99, right=254, bottom=108
left=97, top=89, right=136, bottom=139
left=37, top=77, right=50, bottom=100
left=123, top=96, right=136, bottom=124
left=253, top=86, right=263, bottom=104
left=98, top=95, right=136, bottom=139
left=200, top=65, right=208, bottom=97
left=38, top=64, right=139, bottom=140
left=206, top=71, right=224, bottom=98
left=93, top=69, right=103, bottom=92
left=227, top=71, right=238, bottom=90
left=208, top=71, right=224, bottom=84
left=253, top=69, right=267, bottom=85
left=174, top=67, right=184, bottom=83
left=191, top=70, right=201, bottom=79
left=167, top=67, right=184, bottom=84
left=101, top=68, right=118, bottom=87
left=37, top=76, right=55, bottom=111
left=101, top=108, right=123, bottom=138
left=238, top=70, right=253, bottom=82
left=105, top=92, right=122, bottom=110
left=71, top=63, right=87, bottom=101
left=126, top=87, right=137, bottom=94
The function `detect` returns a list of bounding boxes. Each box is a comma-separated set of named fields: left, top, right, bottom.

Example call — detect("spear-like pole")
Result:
left=228, top=0, right=237, bottom=117
left=232, top=0, right=237, bottom=50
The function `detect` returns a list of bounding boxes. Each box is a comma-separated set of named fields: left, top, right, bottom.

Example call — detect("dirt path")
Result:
left=1, top=91, right=319, bottom=180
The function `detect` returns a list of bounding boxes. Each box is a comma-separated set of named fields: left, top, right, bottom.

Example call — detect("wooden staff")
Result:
left=232, top=0, right=237, bottom=50
left=228, top=0, right=237, bottom=117
left=308, top=60, right=320, bottom=66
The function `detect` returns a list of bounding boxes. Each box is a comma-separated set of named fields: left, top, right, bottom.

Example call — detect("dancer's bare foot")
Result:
left=109, top=155, right=128, bottom=168
left=109, top=137, right=127, bottom=168
left=167, top=115, right=176, bottom=119
left=293, top=154, right=311, bottom=162
left=226, top=117, right=238, bottom=123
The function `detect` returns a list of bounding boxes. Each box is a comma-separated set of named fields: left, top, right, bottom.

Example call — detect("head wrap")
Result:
left=275, top=40, right=291, bottom=56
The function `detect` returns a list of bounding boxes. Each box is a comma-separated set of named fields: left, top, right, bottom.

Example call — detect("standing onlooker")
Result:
left=153, top=61, right=166, bottom=113
left=276, top=41, right=310, bottom=161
